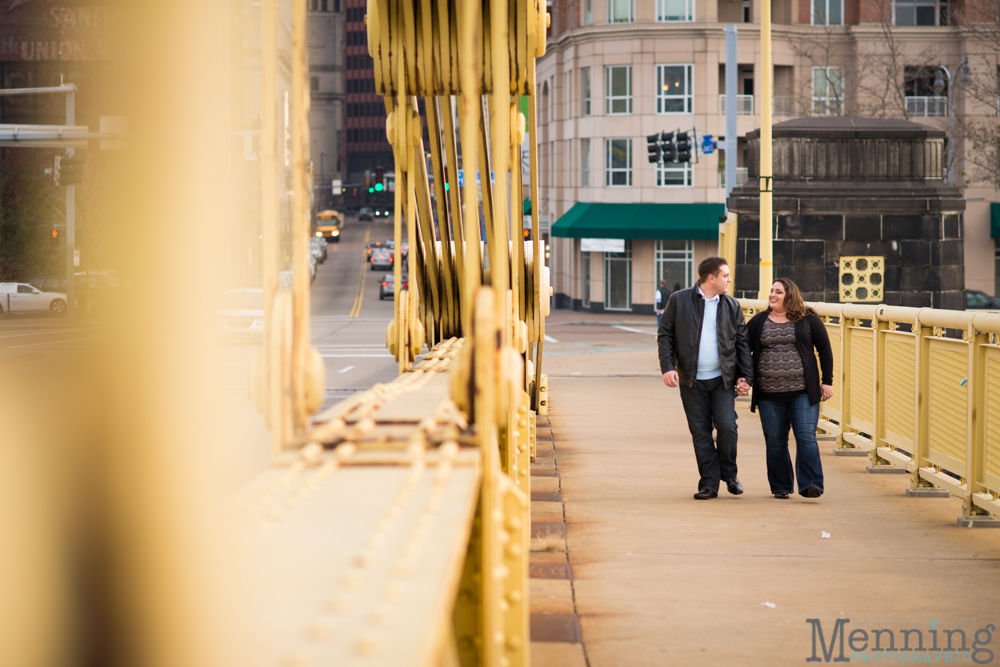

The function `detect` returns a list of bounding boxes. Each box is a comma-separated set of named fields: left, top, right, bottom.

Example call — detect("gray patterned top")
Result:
left=757, top=318, right=806, bottom=394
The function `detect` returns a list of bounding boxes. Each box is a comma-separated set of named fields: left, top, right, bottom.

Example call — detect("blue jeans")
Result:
left=758, top=393, right=824, bottom=495
left=678, top=376, right=739, bottom=493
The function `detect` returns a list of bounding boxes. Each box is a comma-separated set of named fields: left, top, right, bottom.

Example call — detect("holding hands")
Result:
left=735, top=378, right=751, bottom=396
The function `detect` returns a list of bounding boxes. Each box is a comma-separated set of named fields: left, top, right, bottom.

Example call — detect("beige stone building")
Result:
left=538, top=0, right=1000, bottom=312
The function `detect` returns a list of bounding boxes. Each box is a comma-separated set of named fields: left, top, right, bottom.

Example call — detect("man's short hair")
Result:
left=698, top=257, right=729, bottom=283
left=659, top=279, right=667, bottom=286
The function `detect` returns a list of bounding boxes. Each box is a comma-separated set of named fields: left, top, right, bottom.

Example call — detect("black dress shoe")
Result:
left=802, top=486, right=823, bottom=498
left=774, top=493, right=790, bottom=499
left=693, top=489, right=718, bottom=500
left=726, top=479, right=744, bottom=495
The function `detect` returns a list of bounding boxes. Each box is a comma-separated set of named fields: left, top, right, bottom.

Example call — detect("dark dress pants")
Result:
left=678, top=376, right=739, bottom=493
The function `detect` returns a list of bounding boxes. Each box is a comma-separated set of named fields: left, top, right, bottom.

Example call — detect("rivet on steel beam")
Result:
left=393, top=560, right=414, bottom=578
left=325, top=595, right=349, bottom=614
left=383, top=583, right=404, bottom=602
left=507, top=589, right=523, bottom=604
left=301, top=442, right=324, bottom=463
left=371, top=605, right=394, bottom=628
left=307, top=619, right=338, bottom=641
left=355, top=636, right=379, bottom=657
left=354, top=551, right=374, bottom=569
left=342, top=571, right=365, bottom=589
left=336, top=443, right=358, bottom=460
left=283, top=651, right=315, bottom=667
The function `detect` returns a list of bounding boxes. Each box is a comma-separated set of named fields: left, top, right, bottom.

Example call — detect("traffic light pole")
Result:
left=65, top=89, right=76, bottom=318
left=758, top=0, right=773, bottom=301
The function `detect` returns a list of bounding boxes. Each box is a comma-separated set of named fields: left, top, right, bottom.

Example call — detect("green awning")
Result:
left=551, top=202, right=725, bottom=240
left=992, top=203, right=1000, bottom=239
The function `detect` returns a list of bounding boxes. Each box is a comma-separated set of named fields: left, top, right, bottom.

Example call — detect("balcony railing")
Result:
left=718, top=94, right=754, bottom=116
left=718, top=167, right=749, bottom=189
left=905, top=96, right=947, bottom=117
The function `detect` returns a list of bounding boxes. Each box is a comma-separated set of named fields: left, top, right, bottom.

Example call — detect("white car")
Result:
left=216, top=288, right=265, bottom=342
left=0, top=282, right=68, bottom=315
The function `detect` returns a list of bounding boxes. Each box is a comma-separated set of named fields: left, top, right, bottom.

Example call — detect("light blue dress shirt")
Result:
left=696, top=286, right=722, bottom=380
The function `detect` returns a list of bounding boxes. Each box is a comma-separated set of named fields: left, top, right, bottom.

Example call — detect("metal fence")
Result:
left=718, top=94, right=754, bottom=116
left=905, top=96, right=948, bottom=117
left=740, top=299, right=1000, bottom=525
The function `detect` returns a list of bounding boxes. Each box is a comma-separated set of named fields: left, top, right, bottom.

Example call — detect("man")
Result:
left=657, top=257, right=752, bottom=500
left=654, top=279, right=671, bottom=328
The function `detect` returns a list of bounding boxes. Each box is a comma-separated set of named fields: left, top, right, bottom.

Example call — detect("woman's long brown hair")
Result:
left=772, top=277, right=816, bottom=322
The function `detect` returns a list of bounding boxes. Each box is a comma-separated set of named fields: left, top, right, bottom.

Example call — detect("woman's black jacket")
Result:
left=746, top=310, right=834, bottom=413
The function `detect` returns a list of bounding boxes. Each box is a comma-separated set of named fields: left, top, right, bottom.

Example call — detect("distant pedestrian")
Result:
left=746, top=278, right=833, bottom=500
left=654, top=279, right=671, bottom=328
left=657, top=257, right=752, bottom=500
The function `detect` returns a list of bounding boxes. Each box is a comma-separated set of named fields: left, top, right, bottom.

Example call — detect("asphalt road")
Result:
left=0, top=213, right=403, bottom=492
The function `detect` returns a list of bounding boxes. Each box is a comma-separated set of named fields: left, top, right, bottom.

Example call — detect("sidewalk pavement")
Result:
left=529, top=310, right=1000, bottom=667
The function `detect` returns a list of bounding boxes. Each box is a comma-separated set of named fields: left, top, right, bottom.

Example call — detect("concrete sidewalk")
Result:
left=533, top=318, right=1000, bottom=667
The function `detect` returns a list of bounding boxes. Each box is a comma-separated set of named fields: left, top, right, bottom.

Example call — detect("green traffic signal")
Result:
left=375, top=183, right=384, bottom=192
left=368, top=187, right=375, bottom=193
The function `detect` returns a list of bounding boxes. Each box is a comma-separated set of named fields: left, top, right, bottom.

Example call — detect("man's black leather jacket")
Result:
left=656, top=287, right=753, bottom=389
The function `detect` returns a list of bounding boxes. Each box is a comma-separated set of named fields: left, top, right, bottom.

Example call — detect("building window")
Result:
left=581, top=67, right=591, bottom=116
left=605, top=66, right=632, bottom=115
left=550, top=142, right=556, bottom=188
left=657, top=0, right=694, bottom=21
left=550, top=76, right=556, bottom=123
left=895, top=0, right=948, bottom=25
left=310, top=76, right=319, bottom=93
left=656, top=240, right=694, bottom=291
left=812, top=66, right=844, bottom=115
left=605, top=242, right=632, bottom=310
left=813, top=0, right=842, bottom=23
left=583, top=0, right=594, bottom=24
left=743, top=0, right=751, bottom=22
left=581, top=138, right=591, bottom=186
left=582, top=248, right=591, bottom=307
left=657, top=162, right=694, bottom=186
left=605, top=138, right=632, bottom=186
left=656, top=64, right=693, bottom=114
left=608, top=0, right=633, bottom=22
left=567, top=69, right=573, bottom=117
left=904, top=65, right=948, bottom=116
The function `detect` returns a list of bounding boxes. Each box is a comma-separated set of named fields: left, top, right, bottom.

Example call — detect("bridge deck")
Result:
left=530, top=311, right=1000, bottom=666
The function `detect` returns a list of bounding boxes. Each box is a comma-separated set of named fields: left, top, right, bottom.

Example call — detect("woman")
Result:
left=747, top=278, right=834, bottom=499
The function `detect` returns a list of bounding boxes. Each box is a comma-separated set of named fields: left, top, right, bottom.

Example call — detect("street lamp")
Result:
left=933, top=57, right=970, bottom=185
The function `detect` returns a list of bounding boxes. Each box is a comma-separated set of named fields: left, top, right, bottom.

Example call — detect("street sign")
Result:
left=73, top=250, right=80, bottom=267
left=702, top=134, right=714, bottom=154
left=332, top=178, right=342, bottom=195
left=458, top=170, right=465, bottom=187
left=581, top=238, right=624, bottom=253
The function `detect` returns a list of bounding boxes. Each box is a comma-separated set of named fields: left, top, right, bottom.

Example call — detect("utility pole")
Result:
left=725, top=26, right=737, bottom=201
left=758, top=0, right=774, bottom=301
left=65, top=88, right=76, bottom=318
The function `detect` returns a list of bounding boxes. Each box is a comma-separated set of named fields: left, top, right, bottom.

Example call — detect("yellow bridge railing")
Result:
left=740, top=299, right=1000, bottom=526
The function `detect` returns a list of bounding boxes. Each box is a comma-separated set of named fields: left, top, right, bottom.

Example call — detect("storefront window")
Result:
left=656, top=239, right=694, bottom=291
left=605, top=242, right=632, bottom=310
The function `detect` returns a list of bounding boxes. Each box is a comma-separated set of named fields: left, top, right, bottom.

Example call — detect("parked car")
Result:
left=0, top=282, right=68, bottom=315
left=369, top=247, right=393, bottom=270
left=358, top=207, right=374, bottom=221
left=965, top=289, right=1000, bottom=310
left=379, top=273, right=409, bottom=300
left=216, top=288, right=265, bottom=342
left=310, top=237, right=327, bottom=263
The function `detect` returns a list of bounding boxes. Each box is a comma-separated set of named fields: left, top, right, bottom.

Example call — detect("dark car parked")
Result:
left=965, top=289, right=1000, bottom=310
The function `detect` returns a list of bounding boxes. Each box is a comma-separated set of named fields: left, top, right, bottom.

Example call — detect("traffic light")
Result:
left=646, top=133, right=662, bottom=164
left=523, top=227, right=532, bottom=240
left=60, top=156, right=85, bottom=185
left=661, top=132, right=676, bottom=163
left=675, top=131, right=692, bottom=163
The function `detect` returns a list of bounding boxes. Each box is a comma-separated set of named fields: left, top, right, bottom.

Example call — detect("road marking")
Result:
left=544, top=334, right=558, bottom=343
left=320, top=354, right=393, bottom=358
left=9, top=335, right=105, bottom=349
left=348, top=228, right=370, bottom=318
left=0, top=327, right=97, bottom=340
left=338, top=365, right=356, bottom=373
left=613, top=325, right=656, bottom=335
